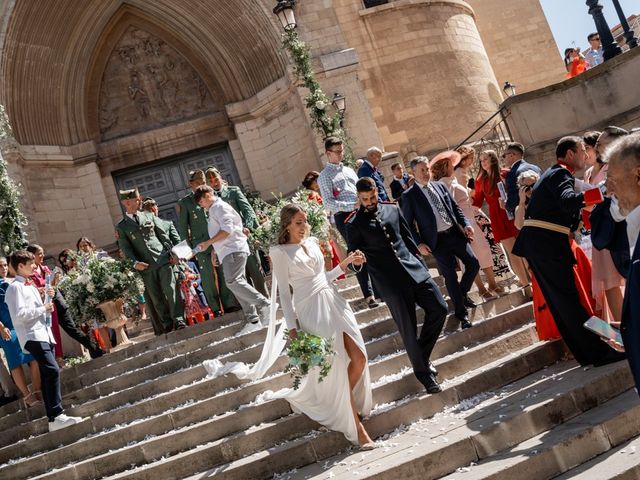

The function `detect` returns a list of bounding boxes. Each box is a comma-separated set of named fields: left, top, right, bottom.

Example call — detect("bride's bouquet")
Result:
left=284, top=330, right=335, bottom=390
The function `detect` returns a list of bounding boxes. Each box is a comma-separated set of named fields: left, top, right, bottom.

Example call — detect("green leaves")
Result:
left=283, top=329, right=335, bottom=390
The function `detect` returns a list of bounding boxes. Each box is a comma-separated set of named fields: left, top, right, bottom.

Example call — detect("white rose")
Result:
left=86, top=282, right=95, bottom=293
left=315, top=101, right=326, bottom=110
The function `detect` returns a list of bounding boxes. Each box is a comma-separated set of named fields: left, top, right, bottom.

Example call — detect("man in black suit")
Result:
left=503, top=142, right=541, bottom=218
left=346, top=177, right=447, bottom=393
left=402, top=156, right=480, bottom=328
left=513, top=136, right=624, bottom=367
left=604, top=133, right=640, bottom=394
left=390, top=162, right=413, bottom=203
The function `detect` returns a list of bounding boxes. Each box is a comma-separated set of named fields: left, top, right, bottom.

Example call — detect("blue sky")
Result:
left=540, top=0, right=639, bottom=55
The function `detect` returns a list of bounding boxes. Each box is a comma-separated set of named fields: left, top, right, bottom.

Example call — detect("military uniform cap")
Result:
left=189, top=170, right=206, bottom=182
left=119, top=188, right=140, bottom=200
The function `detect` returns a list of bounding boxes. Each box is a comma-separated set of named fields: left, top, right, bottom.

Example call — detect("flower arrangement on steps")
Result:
left=58, top=254, right=144, bottom=350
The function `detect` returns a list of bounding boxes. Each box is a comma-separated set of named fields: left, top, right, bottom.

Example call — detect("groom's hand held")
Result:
left=288, top=328, right=298, bottom=340
left=418, top=243, right=431, bottom=255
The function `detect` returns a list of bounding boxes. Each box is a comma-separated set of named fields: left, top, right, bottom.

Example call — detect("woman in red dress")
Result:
left=27, top=244, right=64, bottom=366
left=473, top=150, right=529, bottom=288
left=302, top=171, right=343, bottom=275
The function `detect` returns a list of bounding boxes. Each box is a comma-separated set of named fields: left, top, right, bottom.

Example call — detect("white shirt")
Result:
left=626, top=204, right=640, bottom=258
left=5, top=276, right=55, bottom=352
left=207, top=198, right=250, bottom=262
left=415, top=181, right=453, bottom=232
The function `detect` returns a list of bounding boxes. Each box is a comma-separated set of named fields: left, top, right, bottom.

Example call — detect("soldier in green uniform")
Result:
left=115, top=188, right=186, bottom=334
left=205, top=167, right=268, bottom=297
left=176, top=170, right=239, bottom=315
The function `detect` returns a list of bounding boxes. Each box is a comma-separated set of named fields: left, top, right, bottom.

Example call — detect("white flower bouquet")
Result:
left=58, top=253, right=144, bottom=326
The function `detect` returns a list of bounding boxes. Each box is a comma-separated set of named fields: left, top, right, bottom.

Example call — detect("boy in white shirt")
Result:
left=5, top=250, right=85, bottom=431
left=194, top=185, right=270, bottom=335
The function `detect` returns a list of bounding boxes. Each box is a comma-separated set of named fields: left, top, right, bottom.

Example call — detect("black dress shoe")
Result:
left=174, top=321, right=187, bottom=330
left=212, top=310, right=223, bottom=318
left=428, top=361, right=438, bottom=377
left=464, top=295, right=477, bottom=308
left=367, top=298, right=379, bottom=309
left=422, top=374, right=442, bottom=394
left=593, top=350, right=626, bottom=367
left=460, top=318, right=472, bottom=330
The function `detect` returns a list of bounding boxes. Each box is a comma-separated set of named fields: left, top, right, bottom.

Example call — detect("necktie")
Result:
left=424, top=184, right=453, bottom=227
left=132, top=213, right=140, bottom=225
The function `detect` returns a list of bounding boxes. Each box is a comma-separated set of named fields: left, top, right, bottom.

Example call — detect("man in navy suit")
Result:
left=503, top=143, right=541, bottom=218
left=346, top=177, right=447, bottom=393
left=357, top=147, right=389, bottom=201
left=402, top=156, right=480, bottom=328
left=605, top=133, right=640, bottom=394
left=390, top=162, right=413, bottom=203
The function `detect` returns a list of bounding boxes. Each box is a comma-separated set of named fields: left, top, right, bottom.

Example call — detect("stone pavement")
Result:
left=0, top=271, right=637, bottom=480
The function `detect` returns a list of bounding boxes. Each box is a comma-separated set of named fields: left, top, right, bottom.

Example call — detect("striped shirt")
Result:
left=317, top=162, right=359, bottom=214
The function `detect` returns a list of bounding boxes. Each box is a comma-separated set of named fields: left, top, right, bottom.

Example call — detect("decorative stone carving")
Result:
left=98, top=26, right=216, bottom=139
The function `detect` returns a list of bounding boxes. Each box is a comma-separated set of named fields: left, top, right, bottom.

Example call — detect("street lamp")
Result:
left=273, top=0, right=297, bottom=31
left=611, top=0, right=638, bottom=49
left=586, top=0, right=623, bottom=60
left=503, top=81, right=516, bottom=98
left=332, top=92, right=346, bottom=127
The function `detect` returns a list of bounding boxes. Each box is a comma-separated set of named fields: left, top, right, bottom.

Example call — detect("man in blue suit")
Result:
left=346, top=177, right=447, bottom=393
left=402, top=156, right=480, bottom=328
left=358, top=147, right=389, bottom=201
left=503, top=142, right=541, bottom=218
left=605, top=133, right=640, bottom=394
left=390, top=162, right=413, bottom=203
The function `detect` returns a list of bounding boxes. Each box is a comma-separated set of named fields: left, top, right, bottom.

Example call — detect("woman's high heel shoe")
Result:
left=23, top=392, right=42, bottom=408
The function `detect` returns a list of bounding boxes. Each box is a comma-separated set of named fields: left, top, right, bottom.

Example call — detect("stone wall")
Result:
left=504, top=47, right=640, bottom=169
left=331, top=0, right=501, bottom=158
left=467, top=0, right=566, bottom=94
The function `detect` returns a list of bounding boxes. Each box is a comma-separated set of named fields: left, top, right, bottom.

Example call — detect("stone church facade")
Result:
left=0, top=0, right=565, bottom=254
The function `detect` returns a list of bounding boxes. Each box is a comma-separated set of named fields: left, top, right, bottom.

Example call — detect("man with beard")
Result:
left=345, top=177, right=447, bottom=393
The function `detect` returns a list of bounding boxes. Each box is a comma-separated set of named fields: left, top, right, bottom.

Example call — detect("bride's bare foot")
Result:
left=357, top=421, right=374, bottom=447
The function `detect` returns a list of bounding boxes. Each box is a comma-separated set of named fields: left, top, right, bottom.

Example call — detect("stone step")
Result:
left=0, top=308, right=536, bottom=475
left=435, top=387, right=640, bottom=480
left=167, top=341, right=564, bottom=480
left=0, top=291, right=532, bottom=451
left=553, top=433, right=640, bottom=479
left=77, top=339, right=561, bottom=480
left=285, top=359, right=634, bottom=480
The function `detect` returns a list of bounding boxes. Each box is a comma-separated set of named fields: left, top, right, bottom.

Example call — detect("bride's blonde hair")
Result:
left=277, top=203, right=308, bottom=244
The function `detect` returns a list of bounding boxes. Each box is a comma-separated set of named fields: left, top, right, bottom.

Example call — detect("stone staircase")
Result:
left=0, top=273, right=637, bottom=480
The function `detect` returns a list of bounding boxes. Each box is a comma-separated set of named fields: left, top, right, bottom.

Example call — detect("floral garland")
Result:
left=282, top=29, right=356, bottom=168
left=0, top=105, right=28, bottom=254
left=250, top=189, right=330, bottom=250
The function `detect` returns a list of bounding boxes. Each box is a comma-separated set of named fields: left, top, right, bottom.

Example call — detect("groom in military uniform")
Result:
left=177, top=170, right=238, bottom=315
left=205, top=167, right=268, bottom=297
left=346, top=177, right=448, bottom=393
left=116, top=188, right=186, bottom=334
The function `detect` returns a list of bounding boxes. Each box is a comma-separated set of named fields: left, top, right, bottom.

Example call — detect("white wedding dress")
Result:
left=203, top=237, right=372, bottom=444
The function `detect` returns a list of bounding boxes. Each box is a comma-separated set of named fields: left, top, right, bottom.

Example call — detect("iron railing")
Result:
left=454, top=107, right=513, bottom=157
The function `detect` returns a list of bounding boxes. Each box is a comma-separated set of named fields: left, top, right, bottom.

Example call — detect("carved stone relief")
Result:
left=98, top=26, right=216, bottom=140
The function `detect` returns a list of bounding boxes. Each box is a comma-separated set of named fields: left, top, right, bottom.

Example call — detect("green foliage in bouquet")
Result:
left=58, top=254, right=145, bottom=326
left=250, top=189, right=330, bottom=250
left=284, top=329, right=335, bottom=390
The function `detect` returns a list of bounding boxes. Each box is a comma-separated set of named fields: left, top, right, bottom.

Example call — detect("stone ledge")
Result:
left=359, top=0, right=474, bottom=18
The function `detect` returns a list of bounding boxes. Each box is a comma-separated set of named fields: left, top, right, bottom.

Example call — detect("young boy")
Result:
left=5, top=250, right=85, bottom=431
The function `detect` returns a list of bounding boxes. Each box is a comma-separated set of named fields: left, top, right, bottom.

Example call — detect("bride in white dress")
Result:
left=204, top=203, right=374, bottom=447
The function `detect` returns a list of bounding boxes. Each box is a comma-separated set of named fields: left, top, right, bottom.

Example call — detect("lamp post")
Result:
left=273, top=0, right=297, bottom=31
left=503, top=81, right=516, bottom=98
left=611, top=0, right=638, bottom=49
left=586, top=0, right=623, bottom=60
left=331, top=92, right=346, bottom=127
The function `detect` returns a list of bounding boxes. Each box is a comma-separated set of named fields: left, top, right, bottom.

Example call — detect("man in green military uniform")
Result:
left=205, top=167, right=268, bottom=297
left=177, top=170, right=238, bottom=315
left=115, top=188, right=186, bottom=334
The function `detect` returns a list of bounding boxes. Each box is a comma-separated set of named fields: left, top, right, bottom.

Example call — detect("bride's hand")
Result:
left=288, top=328, right=298, bottom=340
left=339, top=251, right=366, bottom=272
